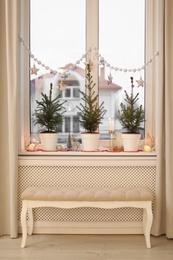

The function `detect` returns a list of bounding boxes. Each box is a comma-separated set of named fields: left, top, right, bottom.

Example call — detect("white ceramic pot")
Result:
left=121, top=133, right=141, bottom=152
left=81, top=132, right=100, bottom=151
left=40, top=132, right=58, bottom=151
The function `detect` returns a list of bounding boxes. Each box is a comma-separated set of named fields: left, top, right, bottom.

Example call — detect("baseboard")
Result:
left=18, top=221, right=143, bottom=235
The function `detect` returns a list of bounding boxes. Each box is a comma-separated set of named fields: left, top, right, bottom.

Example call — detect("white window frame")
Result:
left=19, top=0, right=156, bottom=152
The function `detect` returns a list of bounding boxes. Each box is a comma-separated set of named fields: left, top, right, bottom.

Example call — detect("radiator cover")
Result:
left=18, top=154, right=157, bottom=233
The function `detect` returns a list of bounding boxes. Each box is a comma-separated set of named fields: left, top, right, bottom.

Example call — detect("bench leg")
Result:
left=143, top=208, right=147, bottom=237
left=143, top=202, right=153, bottom=249
left=21, top=201, right=28, bottom=248
left=28, top=208, right=34, bottom=235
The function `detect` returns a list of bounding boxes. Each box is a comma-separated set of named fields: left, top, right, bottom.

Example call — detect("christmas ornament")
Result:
left=30, top=64, right=39, bottom=75
left=19, top=35, right=159, bottom=79
left=25, top=134, right=39, bottom=151
left=114, top=133, right=123, bottom=151
left=107, top=71, right=113, bottom=84
left=71, top=134, right=80, bottom=151
left=143, top=133, right=155, bottom=152
left=58, top=80, right=67, bottom=91
left=67, top=133, right=73, bottom=150
left=136, top=76, right=145, bottom=87
left=19, top=35, right=89, bottom=77
left=97, top=50, right=159, bottom=73
left=99, top=57, right=105, bottom=67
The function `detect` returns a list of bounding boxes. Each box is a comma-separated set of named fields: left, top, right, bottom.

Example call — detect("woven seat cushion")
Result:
left=21, top=186, right=153, bottom=202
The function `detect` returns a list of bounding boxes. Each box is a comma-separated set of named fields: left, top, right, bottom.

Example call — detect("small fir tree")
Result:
left=77, top=63, right=107, bottom=133
left=118, top=77, right=145, bottom=133
left=33, top=83, right=67, bottom=132
left=67, top=133, right=73, bottom=150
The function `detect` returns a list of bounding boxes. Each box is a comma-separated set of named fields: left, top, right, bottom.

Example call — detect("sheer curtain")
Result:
left=152, top=0, right=173, bottom=238
left=0, top=0, right=20, bottom=237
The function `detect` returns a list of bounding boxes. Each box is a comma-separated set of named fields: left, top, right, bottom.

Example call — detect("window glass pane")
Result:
left=30, top=0, right=85, bottom=142
left=73, top=88, right=80, bottom=98
left=73, top=116, right=80, bottom=133
left=65, top=89, right=71, bottom=98
left=65, top=117, right=71, bottom=133
left=99, top=0, right=145, bottom=139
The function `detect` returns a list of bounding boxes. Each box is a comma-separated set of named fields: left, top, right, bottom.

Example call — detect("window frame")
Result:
left=19, top=0, right=156, bottom=152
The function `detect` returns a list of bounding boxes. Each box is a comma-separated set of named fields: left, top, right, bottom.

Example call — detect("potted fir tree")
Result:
left=118, top=77, right=145, bottom=151
left=33, top=83, right=67, bottom=150
left=77, top=63, right=106, bottom=151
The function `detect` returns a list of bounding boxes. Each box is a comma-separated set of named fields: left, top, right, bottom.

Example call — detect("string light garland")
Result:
left=19, top=35, right=159, bottom=81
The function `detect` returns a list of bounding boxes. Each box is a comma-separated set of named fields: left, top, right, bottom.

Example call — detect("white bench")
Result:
left=20, top=186, right=153, bottom=248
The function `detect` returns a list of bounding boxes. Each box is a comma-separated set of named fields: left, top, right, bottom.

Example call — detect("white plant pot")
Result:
left=40, top=133, right=58, bottom=151
left=81, top=133, right=100, bottom=151
left=121, top=133, right=141, bottom=152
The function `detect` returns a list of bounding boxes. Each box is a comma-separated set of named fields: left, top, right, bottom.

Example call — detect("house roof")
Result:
left=60, top=63, right=85, bottom=78
left=61, top=64, right=121, bottom=91
left=32, top=64, right=122, bottom=91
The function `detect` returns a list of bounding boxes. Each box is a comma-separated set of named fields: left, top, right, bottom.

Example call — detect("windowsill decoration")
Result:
left=143, top=133, right=155, bottom=152
left=76, top=63, right=107, bottom=151
left=25, top=134, right=39, bottom=151
left=19, top=35, right=158, bottom=86
left=118, top=77, right=145, bottom=152
left=113, top=133, right=124, bottom=151
left=19, top=35, right=159, bottom=153
left=109, top=118, right=115, bottom=151
left=33, top=83, right=67, bottom=151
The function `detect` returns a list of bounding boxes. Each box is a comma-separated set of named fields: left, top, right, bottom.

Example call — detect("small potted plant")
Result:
left=118, top=76, right=145, bottom=151
left=33, top=83, right=67, bottom=150
left=77, top=63, right=107, bottom=151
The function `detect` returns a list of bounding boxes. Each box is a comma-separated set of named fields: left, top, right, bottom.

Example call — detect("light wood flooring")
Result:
left=0, top=234, right=173, bottom=260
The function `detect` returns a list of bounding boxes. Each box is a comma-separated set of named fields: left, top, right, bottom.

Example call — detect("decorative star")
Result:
left=30, top=64, right=39, bottom=75
left=58, top=80, right=67, bottom=91
left=136, top=76, right=145, bottom=87
left=107, top=72, right=113, bottom=85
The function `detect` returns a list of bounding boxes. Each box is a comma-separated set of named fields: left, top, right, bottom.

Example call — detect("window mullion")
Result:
left=86, top=0, right=99, bottom=95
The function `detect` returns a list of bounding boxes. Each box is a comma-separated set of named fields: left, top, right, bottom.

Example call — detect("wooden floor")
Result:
left=0, top=234, right=173, bottom=260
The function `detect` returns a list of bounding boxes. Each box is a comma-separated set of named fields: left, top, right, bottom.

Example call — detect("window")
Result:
left=29, top=0, right=85, bottom=140
left=21, top=0, right=155, bottom=149
left=99, top=0, right=145, bottom=139
left=62, top=87, right=80, bottom=99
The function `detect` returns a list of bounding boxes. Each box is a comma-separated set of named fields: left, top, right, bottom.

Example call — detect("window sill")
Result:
left=18, top=150, right=157, bottom=158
